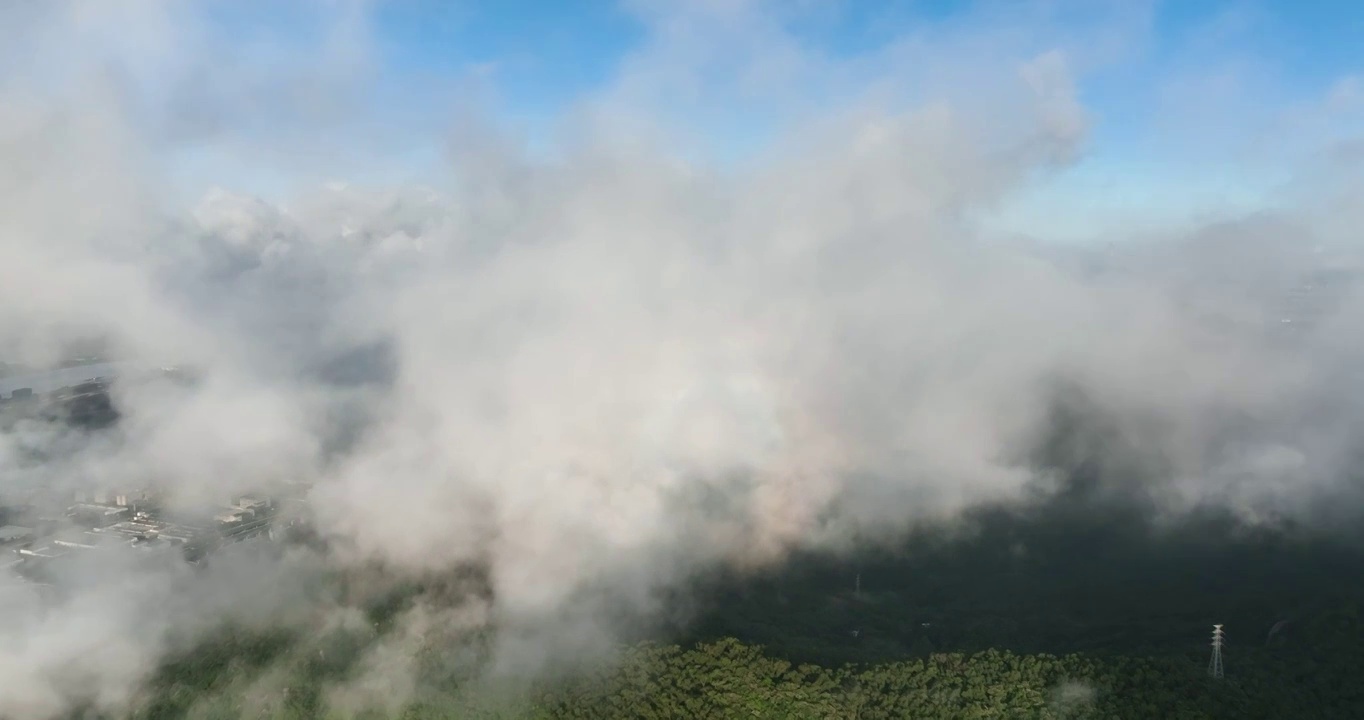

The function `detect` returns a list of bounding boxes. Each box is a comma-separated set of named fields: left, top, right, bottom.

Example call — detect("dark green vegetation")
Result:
left=116, top=497, right=1364, bottom=720
left=99, top=387, right=1364, bottom=719
left=671, top=504, right=1364, bottom=719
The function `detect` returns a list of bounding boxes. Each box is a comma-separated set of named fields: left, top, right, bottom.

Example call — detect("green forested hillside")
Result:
left=536, top=626, right=1364, bottom=720
left=133, top=611, right=1363, bottom=720
left=123, top=501, right=1364, bottom=720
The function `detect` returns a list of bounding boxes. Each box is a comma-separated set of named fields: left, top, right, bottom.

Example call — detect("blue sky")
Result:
left=941, top=0, right=1361, bottom=239
left=180, top=0, right=1362, bottom=240
left=362, top=1, right=1361, bottom=127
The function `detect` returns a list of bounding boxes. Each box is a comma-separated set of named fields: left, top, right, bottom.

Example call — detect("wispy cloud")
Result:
left=0, top=1, right=1361, bottom=716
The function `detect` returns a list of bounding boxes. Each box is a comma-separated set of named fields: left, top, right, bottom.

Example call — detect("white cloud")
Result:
left=1, top=1, right=1362, bottom=716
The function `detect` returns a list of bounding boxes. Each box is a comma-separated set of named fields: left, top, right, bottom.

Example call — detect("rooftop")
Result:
left=0, top=525, right=33, bottom=544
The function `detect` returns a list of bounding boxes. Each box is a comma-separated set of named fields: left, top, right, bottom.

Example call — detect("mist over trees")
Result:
left=2, top=1, right=1363, bottom=718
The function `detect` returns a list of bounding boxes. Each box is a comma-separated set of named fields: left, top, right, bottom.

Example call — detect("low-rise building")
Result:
left=67, top=503, right=131, bottom=528
left=0, top=525, right=34, bottom=546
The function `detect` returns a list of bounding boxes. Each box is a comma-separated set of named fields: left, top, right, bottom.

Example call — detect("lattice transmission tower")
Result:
left=1208, top=624, right=1225, bottom=679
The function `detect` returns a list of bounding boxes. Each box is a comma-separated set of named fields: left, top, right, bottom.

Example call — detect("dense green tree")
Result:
left=114, top=502, right=1364, bottom=719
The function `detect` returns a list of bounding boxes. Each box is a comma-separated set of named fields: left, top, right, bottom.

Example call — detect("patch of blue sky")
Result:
left=180, top=0, right=1361, bottom=238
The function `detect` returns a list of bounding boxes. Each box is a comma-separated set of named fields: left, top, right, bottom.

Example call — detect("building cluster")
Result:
left=0, top=362, right=319, bottom=598
left=0, top=486, right=289, bottom=584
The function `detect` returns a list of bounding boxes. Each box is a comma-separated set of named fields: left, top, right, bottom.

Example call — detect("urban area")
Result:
left=0, top=366, right=313, bottom=600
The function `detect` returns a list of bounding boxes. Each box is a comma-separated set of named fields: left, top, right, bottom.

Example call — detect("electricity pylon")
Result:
left=1209, top=624, right=1225, bottom=679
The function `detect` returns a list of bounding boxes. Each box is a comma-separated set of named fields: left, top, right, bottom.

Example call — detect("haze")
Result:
left=1, top=1, right=1361, bottom=717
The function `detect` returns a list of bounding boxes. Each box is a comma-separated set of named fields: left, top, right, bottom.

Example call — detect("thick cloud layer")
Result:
left=1, top=1, right=1361, bottom=717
